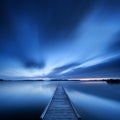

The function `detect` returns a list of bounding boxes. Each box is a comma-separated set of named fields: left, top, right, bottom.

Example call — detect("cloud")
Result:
left=62, top=57, right=120, bottom=78
left=24, top=60, right=45, bottom=69
left=108, top=32, right=120, bottom=53
left=48, top=62, right=79, bottom=76
left=0, top=0, right=120, bottom=79
left=0, top=0, right=96, bottom=46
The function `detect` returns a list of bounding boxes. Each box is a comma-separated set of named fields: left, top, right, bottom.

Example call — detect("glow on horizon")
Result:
left=68, top=78, right=120, bottom=81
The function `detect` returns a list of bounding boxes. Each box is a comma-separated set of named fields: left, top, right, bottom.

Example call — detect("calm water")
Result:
left=0, top=81, right=120, bottom=120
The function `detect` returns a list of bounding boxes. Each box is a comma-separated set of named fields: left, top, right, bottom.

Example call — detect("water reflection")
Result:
left=0, top=81, right=57, bottom=120
left=64, top=81, right=120, bottom=120
left=66, top=90, right=120, bottom=120
left=0, top=81, right=120, bottom=120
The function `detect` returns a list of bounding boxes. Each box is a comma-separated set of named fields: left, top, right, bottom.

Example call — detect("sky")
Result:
left=0, top=0, right=120, bottom=80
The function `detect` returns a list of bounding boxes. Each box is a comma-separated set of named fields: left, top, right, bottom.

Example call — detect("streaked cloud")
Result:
left=0, top=0, right=120, bottom=79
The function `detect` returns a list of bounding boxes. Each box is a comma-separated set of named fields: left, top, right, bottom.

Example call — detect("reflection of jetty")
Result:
left=40, top=84, right=81, bottom=120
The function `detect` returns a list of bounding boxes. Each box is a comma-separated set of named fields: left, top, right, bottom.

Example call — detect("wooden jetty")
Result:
left=40, top=84, right=81, bottom=120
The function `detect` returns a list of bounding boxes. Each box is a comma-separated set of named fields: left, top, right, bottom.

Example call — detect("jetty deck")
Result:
left=40, top=84, right=81, bottom=120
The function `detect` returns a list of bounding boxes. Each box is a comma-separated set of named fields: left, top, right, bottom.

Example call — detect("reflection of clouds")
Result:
left=66, top=90, right=120, bottom=119
left=0, top=82, right=56, bottom=108
left=78, top=81, right=107, bottom=84
left=0, top=82, right=55, bottom=97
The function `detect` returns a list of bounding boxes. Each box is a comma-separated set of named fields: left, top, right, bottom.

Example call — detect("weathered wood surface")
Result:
left=40, top=85, right=81, bottom=120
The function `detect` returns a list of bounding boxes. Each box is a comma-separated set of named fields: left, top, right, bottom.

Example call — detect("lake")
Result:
left=0, top=81, right=120, bottom=120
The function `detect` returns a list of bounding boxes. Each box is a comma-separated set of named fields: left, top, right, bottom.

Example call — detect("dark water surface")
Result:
left=63, top=81, right=120, bottom=120
left=0, top=81, right=120, bottom=120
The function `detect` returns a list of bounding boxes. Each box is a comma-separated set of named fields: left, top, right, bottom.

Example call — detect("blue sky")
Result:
left=0, top=0, right=120, bottom=80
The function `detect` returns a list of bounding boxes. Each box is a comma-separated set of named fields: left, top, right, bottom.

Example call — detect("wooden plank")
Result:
left=40, top=84, right=81, bottom=120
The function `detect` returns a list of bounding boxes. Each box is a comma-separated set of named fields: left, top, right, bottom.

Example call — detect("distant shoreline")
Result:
left=0, top=79, right=120, bottom=84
